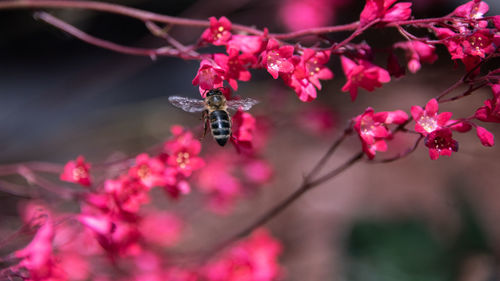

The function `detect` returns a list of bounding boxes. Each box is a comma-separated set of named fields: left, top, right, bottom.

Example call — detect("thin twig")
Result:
left=33, top=12, right=187, bottom=60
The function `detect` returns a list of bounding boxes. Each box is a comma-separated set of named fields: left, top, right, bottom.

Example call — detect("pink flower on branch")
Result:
left=476, top=125, right=495, bottom=147
left=260, top=38, right=295, bottom=79
left=475, top=84, right=500, bottom=123
left=203, top=229, right=282, bottom=281
left=227, top=34, right=265, bottom=55
left=128, top=153, right=166, bottom=189
left=231, top=110, right=257, bottom=154
left=214, top=49, right=256, bottom=90
left=201, top=16, right=232, bottom=46
left=164, top=126, right=204, bottom=178
left=394, top=41, right=438, bottom=73
left=283, top=49, right=334, bottom=102
left=192, top=59, right=225, bottom=93
left=60, top=155, right=92, bottom=187
left=453, top=0, right=489, bottom=20
left=353, top=107, right=408, bottom=159
left=360, top=0, right=412, bottom=26
left=411, top=98, right=452, bottom=136
left=424, top=128, right=459, bottom=160
left=341, top=56, right=390, bottom=101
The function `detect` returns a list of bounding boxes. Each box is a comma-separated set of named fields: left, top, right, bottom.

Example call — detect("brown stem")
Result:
left=34, top=12, right=192, bottom=59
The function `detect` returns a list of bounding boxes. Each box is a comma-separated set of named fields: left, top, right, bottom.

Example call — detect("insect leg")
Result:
left=200, top=110, right=209, bottom=141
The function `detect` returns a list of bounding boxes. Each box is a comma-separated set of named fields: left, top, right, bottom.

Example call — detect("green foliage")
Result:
left=345, top=204, right=491, bottom=281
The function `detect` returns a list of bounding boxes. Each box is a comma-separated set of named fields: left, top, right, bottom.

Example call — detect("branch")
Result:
left=33, top=12, right=196, bottom=59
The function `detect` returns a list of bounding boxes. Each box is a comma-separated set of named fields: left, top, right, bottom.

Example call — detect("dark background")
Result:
left=1, top=0, right=500, bottom=280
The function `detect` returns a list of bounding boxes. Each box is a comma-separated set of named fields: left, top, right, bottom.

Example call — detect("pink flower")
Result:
left=243, top=159, right=273, bottom=185
left=128, top=153, right=166, bottom=189
left=141, top=212, right=183, bottom=247
left=164, top=126, right=204, bottom=177
left=227, top=35, right=265, bottom=55
left=279, top=0, right=334, bottom=31
left=79, top=213, right=141, bottom=257
left=105, top=176, right=150, bottom=214
left=60, top=155, right=92, bottom=187
left=411, top=98, right=452, bottom=136
left=214, top=49, right=256, bottom=90
left=163, top=167, right=192, bottom=198
left=424, top=128, right=459, bottom=160
left=201, top=16, right=232, bottom=46
left=231, top=110, right=257, bottom=154
left=353, top=107, right=408, bottom=159
left=196, top=153, right=242, bottom=214
left=395, top=41, right=438, bottom=73
left=284, top=49, right=334, bottom=102
left=360, top=0, right=412, bottom=26
left=260, top=38, right=295, bottom=79
left=453, top=0, right=489, bottom=20
left=476, top=125, right=495, bottom=147
left=341, top=56, right=391, bottom=101
left=15, top=212, right=63, bottom=280
left=192, top=59, right=225, bottom=91
left=203, top=229, right=282, bottom=281
left=475, top=84, right=500, bottom=123
left=296, top=105, right=336, bottom=136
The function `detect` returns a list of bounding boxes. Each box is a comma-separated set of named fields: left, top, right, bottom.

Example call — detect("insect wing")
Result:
left=168, top=96, right=206, bottom=113
left=226, top=98, right=259, bottom=112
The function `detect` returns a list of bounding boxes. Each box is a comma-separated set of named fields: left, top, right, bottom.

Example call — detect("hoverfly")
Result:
left=168, top=89, right=259, bottom=146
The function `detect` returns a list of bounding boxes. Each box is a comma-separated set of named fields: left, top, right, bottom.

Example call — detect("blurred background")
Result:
left=1, top=0, right=500, bottom=280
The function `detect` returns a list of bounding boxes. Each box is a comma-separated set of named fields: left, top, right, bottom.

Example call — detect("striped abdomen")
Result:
left=209, top=110, right=231, bottom=146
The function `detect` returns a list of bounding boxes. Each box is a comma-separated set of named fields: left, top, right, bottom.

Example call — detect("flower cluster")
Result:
left=353, top=107, right=408, bottom=159
left=203, top=229, right=282, bottom=281
left=432, top=0, right=499, bottom=72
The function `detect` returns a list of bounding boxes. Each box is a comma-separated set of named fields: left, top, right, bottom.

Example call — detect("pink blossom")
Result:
left=296, top=105, right=336, bottom=136
left=164, top=126, right=204, bottom=177
left=201, top=16, right=232, bottom=46
left=60, top=155, right=92, bottom=187
left=192, top=59, right=225, bottom=91
left=231, top=110, right=257, bottom=154
left=475, top=84, right=500, bottom=123
left=395, top=41, right=438, bottom=73
left=260, top=38, right=295, bottom=79
left=141, top=212, right=183, bottom=247
left=411, top=98, right=452, bottom=136
left=424, top=128, right=459, bottom=160
left=15, top=212, right=63, bottom=281
left=353, top=107, right=408, bottom=159
left=243, top=159, right=273, bottom=184
left=203, top=229, right=282, bottom=281
left=279, top=0, right=334, bottom=31
left=214, top=49, right=256, bottom=90
left=128, top=153, right=166, bottom=189
left=105, top=176, right=150, bottom=213
left=227, top=35, right=265, bottom=55
left=196, top=153, right=242, bottom=214
left=341, top=56, right=391, bottom=101
left=360, top=0, right=412, bottom=26
left=476, top=125, right=495, bottom=147
left=284, top=49, right=334, bottom=102
left=453, top=0, right=489, bottom=20
left=79, top=213, right=141, bottom=257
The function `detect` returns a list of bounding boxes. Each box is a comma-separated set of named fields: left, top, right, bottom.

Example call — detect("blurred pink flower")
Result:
left=60, top=155, right=92, bottom=187
left=203, top=229, right=282, bottom=281
left=341, top=56, right=390, bottom=101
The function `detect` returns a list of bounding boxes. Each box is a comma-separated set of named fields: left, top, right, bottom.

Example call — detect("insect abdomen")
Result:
left=209, top=110, right=231, bottom=146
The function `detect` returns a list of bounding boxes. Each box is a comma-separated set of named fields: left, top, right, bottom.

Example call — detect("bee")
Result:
left=168, top=89, right=259, bottom=146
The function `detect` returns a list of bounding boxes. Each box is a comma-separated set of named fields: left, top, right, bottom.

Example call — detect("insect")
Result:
left=168, top=89, right=259, bottom=146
